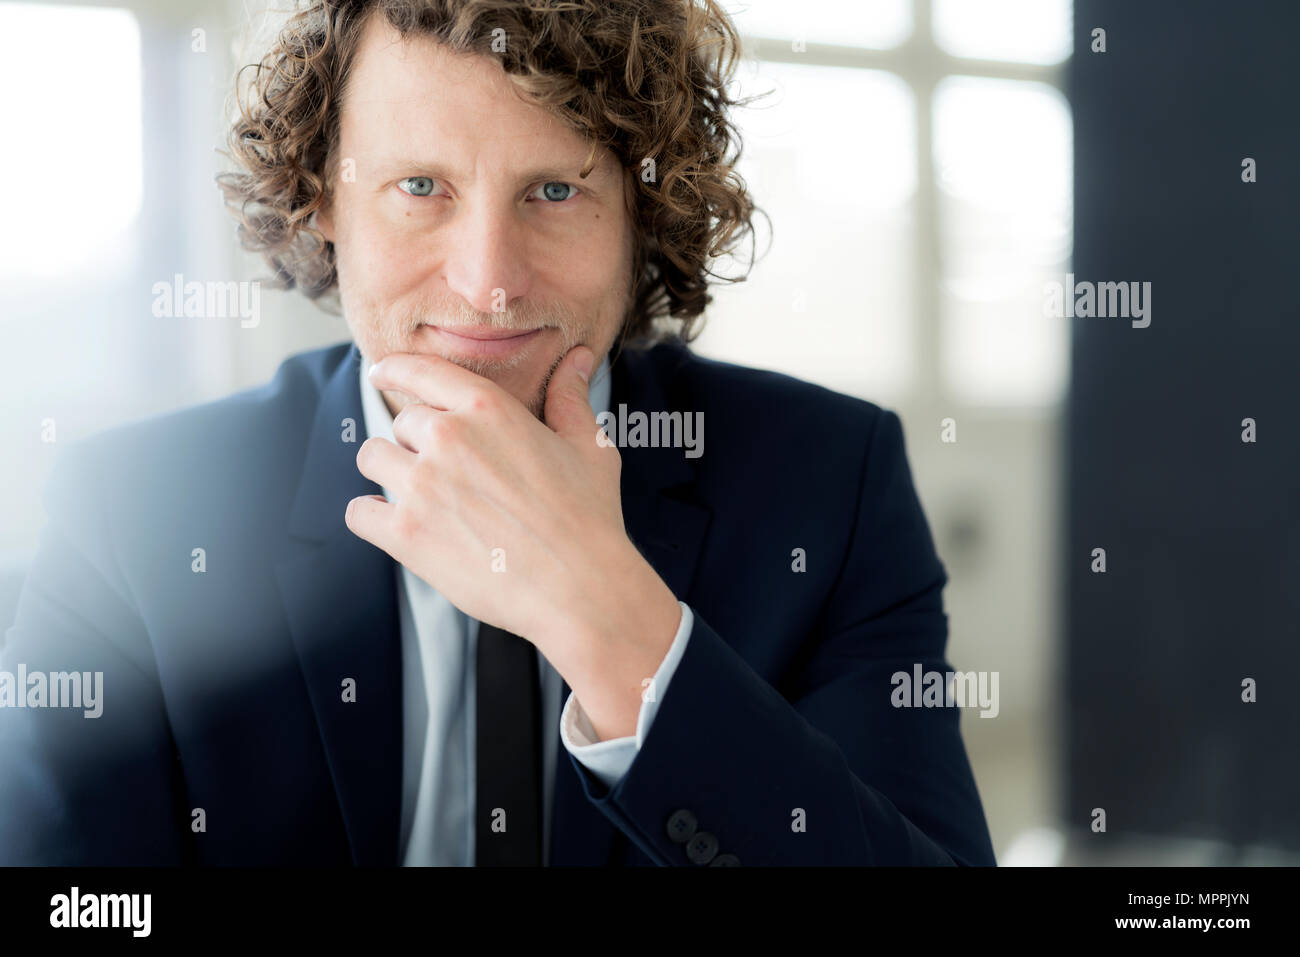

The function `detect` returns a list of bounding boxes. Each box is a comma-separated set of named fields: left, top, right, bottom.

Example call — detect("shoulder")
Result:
left=627, top=339, right=881, bottom=418
left=617, top=338, right=909, bottom=476
left=619, top=340, right=944, bottom=624
left=44, top=343, right=354, bottom=520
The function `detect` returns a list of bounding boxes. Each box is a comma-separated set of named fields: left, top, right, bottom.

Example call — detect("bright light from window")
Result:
left=722, top=0, right=911, bottom=49
left=933, top=0, right=1072, bottom=65
left=699, top=61, right=916, bottom=402
left=0, top=4, right=142, bottom=280
left=934, top=76, right=1072, bottom=406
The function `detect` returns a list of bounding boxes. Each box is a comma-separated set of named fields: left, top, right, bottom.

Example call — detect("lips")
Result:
left=433, top=325, right=540, bottom=341
left=417, top=323, right=549, bottom=359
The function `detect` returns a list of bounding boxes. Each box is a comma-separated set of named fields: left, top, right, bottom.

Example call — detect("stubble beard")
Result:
left=348, top=291, right=588, bottom=420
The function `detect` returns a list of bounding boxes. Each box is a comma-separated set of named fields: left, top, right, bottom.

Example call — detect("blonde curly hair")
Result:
left=217, top=0, right=768, bottom=345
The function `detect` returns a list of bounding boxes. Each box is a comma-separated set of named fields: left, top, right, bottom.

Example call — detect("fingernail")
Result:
left=574, top=348, right=594, bottom=383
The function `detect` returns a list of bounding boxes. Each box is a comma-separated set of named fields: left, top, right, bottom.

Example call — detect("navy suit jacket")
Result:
left=0, top=340, right=996, bottom=866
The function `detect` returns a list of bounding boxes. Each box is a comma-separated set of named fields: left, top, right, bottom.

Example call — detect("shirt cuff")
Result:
left=559, top=601, right=694, bottom=789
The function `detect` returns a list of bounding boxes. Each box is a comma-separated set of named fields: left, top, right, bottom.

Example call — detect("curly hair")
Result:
left=217, top=0, right=768, bottom=346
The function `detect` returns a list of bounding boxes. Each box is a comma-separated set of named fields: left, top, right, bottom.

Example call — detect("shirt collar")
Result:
left=359, top=350, right=613, bottom=447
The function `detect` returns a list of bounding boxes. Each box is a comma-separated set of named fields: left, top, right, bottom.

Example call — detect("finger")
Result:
left=391, top=402, right=443, bottom=454
left=356, top=436, right=417, bottom=494
left=369, top=352, right=496, bottom=411
left=344, top=493, right=402, bottom=555
left=543, top=345, right=597, bottom=439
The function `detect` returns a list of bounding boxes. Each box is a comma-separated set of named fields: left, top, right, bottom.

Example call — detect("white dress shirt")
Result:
left=357, top=353, right=694, bottom=866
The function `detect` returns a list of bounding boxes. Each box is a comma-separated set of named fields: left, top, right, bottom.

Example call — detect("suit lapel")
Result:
left=275, top=344, right=403, bottom=866
left=549, top=343, right=713, bottom=865
left=609, top=344, right=713, bottom=598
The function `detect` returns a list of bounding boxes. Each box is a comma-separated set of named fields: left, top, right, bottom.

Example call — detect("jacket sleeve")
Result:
left=559, top=602, right=694, bottom=787
left=0, top=446, right=189, bottom=865
left=564, top=409, right=997, bottom=866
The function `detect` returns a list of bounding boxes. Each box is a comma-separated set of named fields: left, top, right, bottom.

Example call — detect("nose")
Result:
left=441, top=198, right=533, bottom=316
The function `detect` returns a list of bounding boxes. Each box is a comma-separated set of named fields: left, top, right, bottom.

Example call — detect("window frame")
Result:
left=735, top=0, right=1072, bottom=408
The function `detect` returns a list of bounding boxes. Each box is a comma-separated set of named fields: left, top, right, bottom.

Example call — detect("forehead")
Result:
left=339, top=14, right=612, bottom=179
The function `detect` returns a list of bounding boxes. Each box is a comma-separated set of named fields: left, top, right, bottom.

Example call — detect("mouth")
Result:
left=418, top=323, right=549, bottom=360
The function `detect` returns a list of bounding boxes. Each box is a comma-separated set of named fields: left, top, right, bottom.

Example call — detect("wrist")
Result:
left=546, top=538, right=681, bottom=730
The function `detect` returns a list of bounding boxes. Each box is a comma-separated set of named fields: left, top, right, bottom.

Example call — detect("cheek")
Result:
left=546, top=218, right=630, bottom=315
left=336, top=209, right=435, bottom=303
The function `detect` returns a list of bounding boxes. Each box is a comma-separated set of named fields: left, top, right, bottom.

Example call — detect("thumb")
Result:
left=543, top=345, right=597, bottom=438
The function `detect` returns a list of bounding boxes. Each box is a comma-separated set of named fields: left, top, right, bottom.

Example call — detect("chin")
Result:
left=421, top=325, right=569, bottom=416
left=433, top=348, right=558, bottom=420
left=488, top=368, right=549, bottom=417
left=354, top=318, right=578, bottom=420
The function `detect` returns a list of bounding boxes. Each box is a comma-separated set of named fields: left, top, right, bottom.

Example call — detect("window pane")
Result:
left=934, top=76, right=1072, bottom=405
left=722, top=0, right=911, bottom=49
left=698, top=61, right=916, bottom=402
left=933, top=0, right=1072, bottom=65
left=0, top=3, right=142, bottom=279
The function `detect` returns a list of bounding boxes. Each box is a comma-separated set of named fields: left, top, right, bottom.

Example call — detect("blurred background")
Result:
left=1, top=0, right=1296, bottom=865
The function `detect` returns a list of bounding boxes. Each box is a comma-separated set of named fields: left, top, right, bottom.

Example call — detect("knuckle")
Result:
left=394, top=506, right=420, bottom=540
left=412, top=456, right=438, bottom=488
left=466, top=388, right=496, bottom=415
left=395, top=405, right=426, bottom=442
left=426, top=413, right=454, bottom=444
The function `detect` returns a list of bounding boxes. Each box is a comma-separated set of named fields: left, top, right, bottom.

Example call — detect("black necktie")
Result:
left=475, top=622, right=543, bottom=866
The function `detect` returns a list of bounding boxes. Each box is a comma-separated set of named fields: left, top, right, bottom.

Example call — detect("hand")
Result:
left=344, top=346, right=681, bottom=733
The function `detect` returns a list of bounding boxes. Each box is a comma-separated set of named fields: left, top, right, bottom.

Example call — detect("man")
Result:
left=0, top=0, right=995, bottom=866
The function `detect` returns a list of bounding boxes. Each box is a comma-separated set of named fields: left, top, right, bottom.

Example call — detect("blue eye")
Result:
left=534, top=182, right=577, bottom=202
left=398, top=177, right=437, bottom=197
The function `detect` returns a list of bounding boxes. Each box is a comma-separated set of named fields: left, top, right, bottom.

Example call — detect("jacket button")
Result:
left=666, top=809, right=697, bottom=844
left=685, top=831, right=719, bottom=864
left=709, top=854, right=741, bottom=866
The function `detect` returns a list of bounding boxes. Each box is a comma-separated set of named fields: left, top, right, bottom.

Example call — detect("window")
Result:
left=705, top=61, right=917, bottom=399
left=701, top=0, right=1073, bottom=408
left=933, top=0, right=1072, bottom=65
left=0, top=3, right=142, bottom=279
left=729, top=0, right=912, bottom=50
left=935, top=76, right=1072, bottom=405
left=0, top=0, right=237, bottom=555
